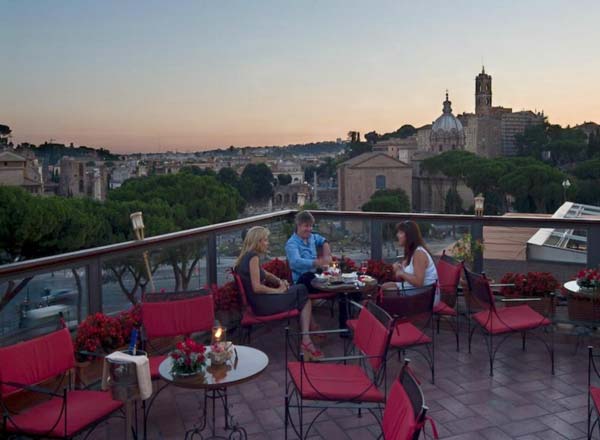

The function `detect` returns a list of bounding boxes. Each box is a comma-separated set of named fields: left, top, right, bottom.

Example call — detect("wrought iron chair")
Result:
left=285, top=300, right=394, bottom=440
left=232, top=269, right=300, bottom=343
left=464, top=268, right=554, bottom=376
left=0, top=327, right=123, bottom=439
left=434, top=251, right=463, bottom=351
left=140, top=290, right=214, bottom=439
left=381, top=360, right=439, bottom=440
left=378, top=284, right=437, bottom=384
left=588, top=346, right=600, bottom=439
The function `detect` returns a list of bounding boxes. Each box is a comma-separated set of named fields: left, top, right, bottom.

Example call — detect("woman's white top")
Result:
left=396, top=246, right=440, bottom=304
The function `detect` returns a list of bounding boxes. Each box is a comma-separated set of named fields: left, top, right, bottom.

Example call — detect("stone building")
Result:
left=58, top=157, right=108, bottom=201
left=458, top=67, right=543, bottom=157
left=337, top=152, right=412, bottom=211
left=273, top=182, right=313, bottom=208
left=430, top=92, right=466, bottom=152
left=373, top=136, right=419, bottom=163
left=0, top=150, right=44, bottom=194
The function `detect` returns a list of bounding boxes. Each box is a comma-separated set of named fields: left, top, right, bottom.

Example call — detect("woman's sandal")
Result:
left=300, top=342, right=324, bottom=361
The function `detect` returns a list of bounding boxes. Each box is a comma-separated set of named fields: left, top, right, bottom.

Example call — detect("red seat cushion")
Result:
left=433, top=300, right=457, bottom=316
left=149, top=354, right=168, bottom=380
left=241, top=308, right=299, bottom=326
left=6, top=390, right=122, bottom=437
left=591, top=386, right=600, bottom=414
left=473, top=305, right=551, bottom=335
left=142, top=295, right=214, bottom=339
left=309, top=291, right=337, bottom=300
left=390, top=322, right=432, bottom=348
left=287, top=362, right=384, bottom=402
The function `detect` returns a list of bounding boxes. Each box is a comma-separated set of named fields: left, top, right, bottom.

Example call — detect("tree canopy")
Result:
left=240, top=163, right=275, bottom=202
left=362, top=189, right=410, bottom=213
left=515, top=122, right=588, bottom=165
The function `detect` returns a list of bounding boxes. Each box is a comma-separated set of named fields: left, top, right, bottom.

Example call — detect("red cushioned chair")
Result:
left=434, top=251, right=463, bottom=352
left=378, top=284, right=437, bottom=384
left=232, top=269, right=299, bottom=343
left=382, top=360, right=438, bottom=440
left=285, top=300, right=394, bottom=440
left=0, top=327, right=123, bottom=439
left=464, top=268, right=554, bottom=377
left=588, top=346, right=600, bottom=439
left=140, top=291, right=214, bottom=439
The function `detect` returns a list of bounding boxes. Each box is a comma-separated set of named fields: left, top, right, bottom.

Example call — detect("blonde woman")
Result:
left=235, top=226, right=322, bottom=360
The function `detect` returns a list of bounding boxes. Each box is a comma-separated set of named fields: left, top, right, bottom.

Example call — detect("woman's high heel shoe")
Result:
left=300, top=342, right=324, bottom=361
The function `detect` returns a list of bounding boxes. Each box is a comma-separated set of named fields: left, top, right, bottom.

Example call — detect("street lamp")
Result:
left=562, top=178, right=571, bottom=203
left=474, top=193, right=485, bottom=217
left=130, top=211, right=155, bottom=293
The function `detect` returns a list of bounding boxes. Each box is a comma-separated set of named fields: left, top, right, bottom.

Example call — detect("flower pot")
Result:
left=567, top=293, right=600, bottom=322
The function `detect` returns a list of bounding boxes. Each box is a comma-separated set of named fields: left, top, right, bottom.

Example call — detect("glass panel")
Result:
left=101, top=237, right=208, bottom=315
left=311, top=217, right=371, bottom=266
left=0, top=266, right=87, bottom=343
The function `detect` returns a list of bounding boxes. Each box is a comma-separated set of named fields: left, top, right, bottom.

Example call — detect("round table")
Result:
left=564, top=280, right=586, bottom=294
left=311, top=277, right=378, bottom=329
left=159, top=345, right=268, bottom=440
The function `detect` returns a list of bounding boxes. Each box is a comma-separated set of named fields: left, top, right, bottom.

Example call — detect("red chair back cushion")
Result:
left=232, top=271, right=250, bottom=308
left=436, top=258, right=462, bottom=295
left=142, top=294, right=214, bottom=339
left=353, top=306, right=388, bottom=372
left=383, top=379, right=417, bottom=440
left=0, top=328, right=75, bottom=397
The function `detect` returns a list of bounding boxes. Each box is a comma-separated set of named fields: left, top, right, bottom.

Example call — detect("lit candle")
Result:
left=212, top=323, right=226, bottom=345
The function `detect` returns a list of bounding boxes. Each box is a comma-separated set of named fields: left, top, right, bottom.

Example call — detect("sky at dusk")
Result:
left=1, top=0, right=599, bottom=153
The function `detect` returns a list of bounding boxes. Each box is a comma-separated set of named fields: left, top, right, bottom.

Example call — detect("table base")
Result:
left=185, top=388, right=247, bottom=440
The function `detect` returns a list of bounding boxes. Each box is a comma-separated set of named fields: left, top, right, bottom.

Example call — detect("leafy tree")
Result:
left=362, top=189, right=410, bottom=213
left=378, top=124, right=417, bottom=141
left=277, top=174, right=292, bottom=185
left=573, top=158, right=600, bottom=180
left=364, top=131, right=380, bottom=144
left=239, top=163, right=275, bottom=202
left=444, top=188, right=463, bottom=214
left=0, top=124, right=11, bottom=136
left=516, top=122, right=587, bottom=165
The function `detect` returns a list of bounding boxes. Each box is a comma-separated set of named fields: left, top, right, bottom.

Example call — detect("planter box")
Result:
left=567, top=293, right=600, bottom=322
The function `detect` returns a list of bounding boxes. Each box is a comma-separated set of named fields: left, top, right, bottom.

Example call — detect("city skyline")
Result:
left=2, top=0, right=599, bottom=153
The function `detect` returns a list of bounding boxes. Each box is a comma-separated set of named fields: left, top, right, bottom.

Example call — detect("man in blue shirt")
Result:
left=285, top=211, right=332, bottom=290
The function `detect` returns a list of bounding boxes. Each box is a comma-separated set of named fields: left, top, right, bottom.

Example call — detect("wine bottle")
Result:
left=129, top=328, right=138, bottom=355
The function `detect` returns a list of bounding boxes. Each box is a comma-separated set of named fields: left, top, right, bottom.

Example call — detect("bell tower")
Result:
left=475, top=66, right=492, bottom=115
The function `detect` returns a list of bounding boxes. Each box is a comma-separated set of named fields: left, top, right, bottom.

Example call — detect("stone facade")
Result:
left=337, top=152, right=412, bottom=211
left=372, top=136, right=419, bottom=164
left=58, top=157, right=108, bottom=201
left=272, top=182, right=313, bottom=208
left=0, top=150, right=44, bottom=194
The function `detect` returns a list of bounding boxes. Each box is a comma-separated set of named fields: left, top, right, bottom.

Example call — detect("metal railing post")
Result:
left=370, top=219, right=383, bottom=261
left=207, top=233, right=218, bottom=286
left=588, top=224, right=600, bottom=268
left=87, top=258, right=103, bottom=314
left=470, top=221, right=484, bottom=273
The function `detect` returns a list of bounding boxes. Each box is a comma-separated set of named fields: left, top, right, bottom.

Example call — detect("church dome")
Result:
left=430, top=92, right=465, bottom=152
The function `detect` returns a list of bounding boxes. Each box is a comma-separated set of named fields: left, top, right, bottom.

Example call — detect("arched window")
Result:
left=375, top=175, right=386, bottom=190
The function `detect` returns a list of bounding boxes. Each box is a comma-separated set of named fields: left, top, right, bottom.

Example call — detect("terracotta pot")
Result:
left=567, top=293, right=600, bottom=322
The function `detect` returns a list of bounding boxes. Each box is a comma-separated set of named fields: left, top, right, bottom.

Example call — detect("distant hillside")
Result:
left=28, top=143, right=120, bottom=165
left=205, top=141, right=345, bottom=157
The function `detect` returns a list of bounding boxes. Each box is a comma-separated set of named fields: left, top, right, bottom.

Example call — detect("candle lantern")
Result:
left=474, top=193, right=485, bottom=217
left=212, top=323, right=226, bottom=345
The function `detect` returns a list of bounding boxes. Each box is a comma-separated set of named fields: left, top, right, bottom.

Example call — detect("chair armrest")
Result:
left=490, top=283, right=516, bottom=288
left=500, top=297, right=542, bottom=302
left=0, top=381, right=63, bottom=398
left=289, top=328, right=350, bottom=336
left=309, top=354, right=375, bottom=363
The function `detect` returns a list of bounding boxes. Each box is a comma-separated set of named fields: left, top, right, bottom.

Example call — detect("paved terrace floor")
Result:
left=89, top=306, right=598, bottom=440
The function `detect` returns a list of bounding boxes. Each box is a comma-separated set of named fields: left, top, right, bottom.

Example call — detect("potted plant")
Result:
left=208, top=281, right=242, bottom=329
left=500, top=272, right=558, bottom=316
left=565, top=268, right=600, bottom=322
left=262, top=258, right=292, bottom=283
left=364, top=259, right=395, bottom=283
left=449, top=233, right=483, bottom=269
left=74, top=305, right=141, bottom=387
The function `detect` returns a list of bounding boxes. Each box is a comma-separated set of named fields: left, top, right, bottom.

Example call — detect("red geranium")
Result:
left=208, top=281, right=241, bottom=312
left=500, top=272, right=559, bottom=297
left=262, top=258, right=292, bottom=282
left=75, top=313, right=125, bottom=356
left=365, top=259, right=395, bottom=283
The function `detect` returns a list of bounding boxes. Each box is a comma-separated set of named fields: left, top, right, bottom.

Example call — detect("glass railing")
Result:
left=1, top=209, right=599, bottom=344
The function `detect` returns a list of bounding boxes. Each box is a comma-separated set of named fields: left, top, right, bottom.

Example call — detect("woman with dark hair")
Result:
left=381, top=220, right=439, bottom=303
